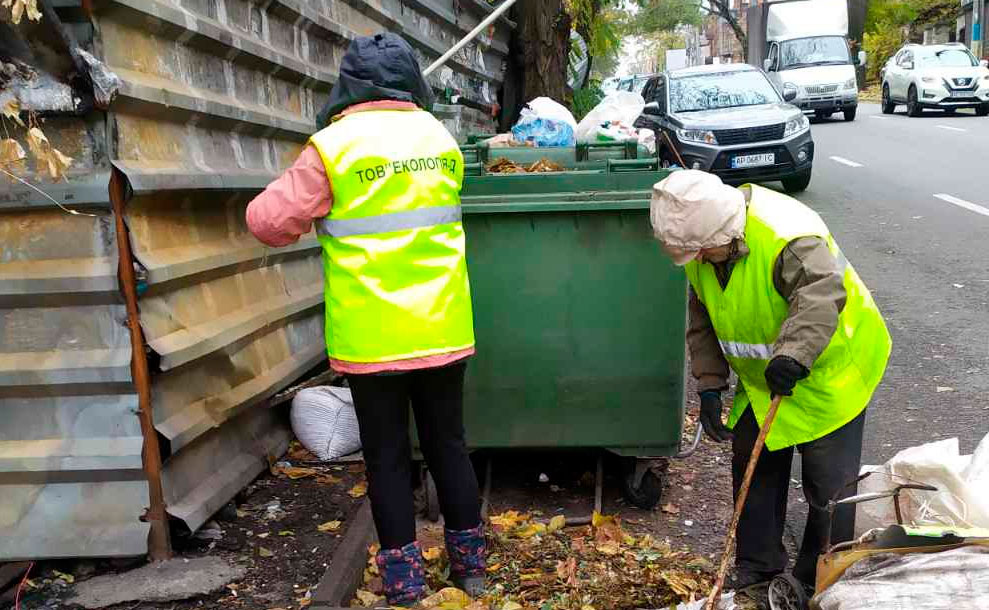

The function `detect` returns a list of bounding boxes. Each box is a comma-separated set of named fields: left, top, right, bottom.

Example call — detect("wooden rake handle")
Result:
left=704, top=395, right=784, bottom=610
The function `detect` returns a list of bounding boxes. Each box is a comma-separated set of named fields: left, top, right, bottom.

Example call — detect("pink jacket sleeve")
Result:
left=246, top=145, right=332, bottom=247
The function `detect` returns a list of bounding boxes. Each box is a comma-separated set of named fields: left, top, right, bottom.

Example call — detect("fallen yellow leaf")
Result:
left=348, top=481, right=368, bottom=498
left=422, top=546, right=443, bottom=561
left=317, top=520, right=342, bottom=533
left=2, top=100, right=24, bottom=128
left=547, top=514, right=566, bottom=533
left=420, top=587, right=470, bottom=609
left=515, top=522, right=546, bottom=539
left=236, top=508, right=247, bottom=518
left=258, top=547, right=274, bottom=558
left=52, top=570, right=74, bottom=584
left=24, top=127, right=73, bottom=181
left=502, top=602, right=523, bottom=610
left=278, top=530, right=294, bottom=537
left=271, top=464, right=319, bottom=479
left=591, top=511, right=615, bottom=528
left=355, top=589, right=382, bottom=607
left=489, top=510, right=528, bottom=531
left=315, top=474, right=342, bottom=485
left=486, top=562, right=501, bottom=573
left=297, top=597, right=312, bottom=607
left=257, top=532, right=270, bottom=539
left=661, top=503, right=681, bottom=515
left=5, top=0, right=42, bottom=24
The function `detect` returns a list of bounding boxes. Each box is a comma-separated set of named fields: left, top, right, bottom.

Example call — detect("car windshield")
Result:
left=669, top=70, right=780, bottom=113
left=780, top=36, right=850, bottom=69
left=916, top=48, right=978, bottom=68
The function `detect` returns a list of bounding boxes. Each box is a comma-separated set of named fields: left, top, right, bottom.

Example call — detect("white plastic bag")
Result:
left=290, top=386, right=361, bottom=461
left=575, top=91, right=645, bottom=142
left=511, top=97, right=577, bottom=147
left=855, top=432, right=989, bottom=535
left=813, top=546, right=989, bottom=610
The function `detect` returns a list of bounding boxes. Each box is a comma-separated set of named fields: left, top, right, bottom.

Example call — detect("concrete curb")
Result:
left=312, top=499, right=376, bottom=609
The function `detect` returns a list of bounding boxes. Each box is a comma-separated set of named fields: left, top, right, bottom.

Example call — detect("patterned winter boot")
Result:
left=445, top=524, right=487, bottom=597
left=375, top=541, right=427, bottom=607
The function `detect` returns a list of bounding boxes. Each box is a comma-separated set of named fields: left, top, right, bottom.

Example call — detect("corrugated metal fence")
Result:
left=0, top=0, right=509, bottom=560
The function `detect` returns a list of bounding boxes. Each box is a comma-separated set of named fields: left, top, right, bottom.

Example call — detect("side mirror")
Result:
left=981, top=59, right=988, bottom=68
left=643, top=101, right=663, bottom=115
left=783, top=84, right=798, bottom=102
left=763, top=58, right=773, bottom=72
left=858, top=51, right=867, bottom=66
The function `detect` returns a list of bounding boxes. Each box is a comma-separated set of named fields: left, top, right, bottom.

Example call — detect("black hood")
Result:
left=317, top=33, right=434, bottom=128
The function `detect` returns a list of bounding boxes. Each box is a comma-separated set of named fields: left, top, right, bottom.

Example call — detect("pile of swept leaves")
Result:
left=486, top=157, right=566, bottom=174
left=354, top=510, right=715, bottom=610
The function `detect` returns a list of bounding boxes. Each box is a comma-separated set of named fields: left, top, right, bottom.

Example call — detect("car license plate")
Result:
left=732, top=153, right=775, bottom=169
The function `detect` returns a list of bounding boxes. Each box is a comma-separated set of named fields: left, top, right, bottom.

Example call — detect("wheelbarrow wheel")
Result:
left=768, top=573, right=811, bottom=610
left=424, top=470, right=441, bottom=523
left=621, top=460, right=665, bottom=510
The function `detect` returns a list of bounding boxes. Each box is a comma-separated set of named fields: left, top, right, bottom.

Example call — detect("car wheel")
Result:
left=782, top=170, right=812, bottom=193
left=881, top=84, right=895, bottom=114
left=977, top=104, right=989, bottom=117
left=843, top=107, right=857, bottom=121
left=907, top=86, right=923, bottom=117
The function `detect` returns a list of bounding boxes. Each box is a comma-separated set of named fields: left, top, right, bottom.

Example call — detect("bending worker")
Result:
left=649, top=170, right=890, bottom=597
left=246, top=33, right=484, bottom=606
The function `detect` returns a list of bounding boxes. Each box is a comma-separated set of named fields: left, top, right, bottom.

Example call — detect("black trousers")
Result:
left=733, top=406, right=866, bottom=586
left=347, top=362, right=481, bottom=550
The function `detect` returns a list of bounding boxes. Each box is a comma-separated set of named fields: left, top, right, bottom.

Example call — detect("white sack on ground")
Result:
left=855, top=432, right=989, bottom=535
left=290, top=386, right=361, bottom=461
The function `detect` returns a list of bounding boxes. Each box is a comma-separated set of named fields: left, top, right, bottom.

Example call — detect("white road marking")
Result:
left=934, top=193, right=989, bottom=218
left=830, top=156, right=864, bottom=168
left=936, top=125, right=967, bottom=132
left=870, top=115, right=890, bottom=120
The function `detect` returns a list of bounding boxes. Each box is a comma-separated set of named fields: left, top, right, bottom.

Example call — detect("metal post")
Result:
left=109, top=168, right=172, bottom=561
left=423, top=0, right=518, bottom=77
left=975, top=0, right=983, bottom=58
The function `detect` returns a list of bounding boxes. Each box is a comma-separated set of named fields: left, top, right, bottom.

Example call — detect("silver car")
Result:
left=635, top=64, right=815, bottom=193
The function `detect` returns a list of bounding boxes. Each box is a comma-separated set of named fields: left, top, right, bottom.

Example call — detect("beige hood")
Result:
left=649, top=170, right=746, bottom=265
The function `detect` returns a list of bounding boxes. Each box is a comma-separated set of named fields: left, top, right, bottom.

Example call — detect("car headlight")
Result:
left=783, top=114, right=810, bottom=138
left=921, top=76, right=937, bottom=83
left=675, top=128, right=718, bottom=145
left=844, top=78, right=857, bottom=90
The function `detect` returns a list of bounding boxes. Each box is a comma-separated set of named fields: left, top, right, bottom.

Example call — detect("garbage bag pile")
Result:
left=855, top=431, right=989, bottom=534
left=576, top=91, right=656, bottom=154
left=353, top=511, right=717, bottom=610
left=812, top=545, right=989, bottom=610
left=511, top=97, right=578, bottom=147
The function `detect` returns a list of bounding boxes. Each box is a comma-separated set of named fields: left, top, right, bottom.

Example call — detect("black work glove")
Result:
left=764, top=355, right=810, bottom=397
left=699, top=391, right=733, bottom=443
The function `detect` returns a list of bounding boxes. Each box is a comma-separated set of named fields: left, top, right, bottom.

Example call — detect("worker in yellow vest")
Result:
left=649, top=170, right=891, bottom=600
left=246, top=33, right=483, bottom=606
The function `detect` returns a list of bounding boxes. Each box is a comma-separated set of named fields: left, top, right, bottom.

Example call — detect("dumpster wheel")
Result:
left=621, top=458, right=667, bottom=510
left=768, top=573, right=810, bottom=610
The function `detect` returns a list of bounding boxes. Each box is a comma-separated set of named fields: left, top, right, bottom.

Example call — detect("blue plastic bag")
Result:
left=511, top=97, right=577, bottom=147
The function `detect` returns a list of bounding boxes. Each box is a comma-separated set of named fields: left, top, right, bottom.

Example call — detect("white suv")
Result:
left=881, top=43, right=989, bottom=117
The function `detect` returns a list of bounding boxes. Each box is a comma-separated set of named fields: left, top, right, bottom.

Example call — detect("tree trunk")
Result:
left=503, top=0, right=571, bottom=126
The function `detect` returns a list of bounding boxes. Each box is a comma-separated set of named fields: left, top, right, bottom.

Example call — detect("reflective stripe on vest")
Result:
left=315, top=205, right=462, bottom=238
left=685, top=184, right=891, bottom=451
left=309, top=109, right=475, bottom=363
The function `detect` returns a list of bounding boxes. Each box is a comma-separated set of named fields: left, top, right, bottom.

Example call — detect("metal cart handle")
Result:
left=674, top=418, right=704, bottom=459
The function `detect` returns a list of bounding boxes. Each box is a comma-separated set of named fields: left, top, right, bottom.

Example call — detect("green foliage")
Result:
left=571, top=80, right=605, bottom=122
left=864, top=28, right=905, bottom=82
left=626, top=0, right=702, bottom=34
left=863, top=0, right=959, bottom=82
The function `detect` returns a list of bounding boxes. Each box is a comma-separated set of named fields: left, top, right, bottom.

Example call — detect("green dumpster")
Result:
left=417, top=160, right=691, bottom=511
left=461, top=139, right=650, bottom=168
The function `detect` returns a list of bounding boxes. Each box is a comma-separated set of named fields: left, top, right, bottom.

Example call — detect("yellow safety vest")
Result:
left=685, top=185, right=891, bottom=450
left=309, top=109, right=475, bottom=363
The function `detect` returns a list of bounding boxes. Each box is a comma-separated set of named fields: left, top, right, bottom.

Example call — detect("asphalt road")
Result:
left=790, top=102, right=989, bottom=464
